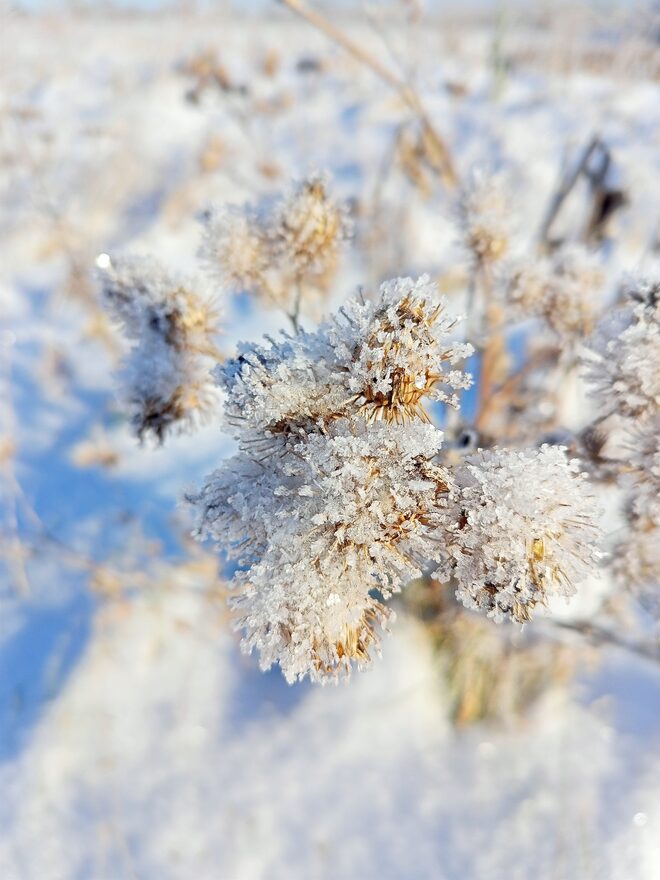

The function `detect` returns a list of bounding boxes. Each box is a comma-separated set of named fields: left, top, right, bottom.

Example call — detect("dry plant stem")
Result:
left=546, top=619, right=660, bottom=666
left=538, top=135, right=602, bottom=249
left=278, top=0, right=457, bottom=187
left=473, top=265, right=504, bottom=432
left=476, top=346, right=559, bottom=434
left=288, top=280, right=303, bottom=333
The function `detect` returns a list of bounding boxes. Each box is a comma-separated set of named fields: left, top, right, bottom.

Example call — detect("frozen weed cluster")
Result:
left=96, top=167, right=660, bottom=686
left=95, top=5, right=658, bottom=695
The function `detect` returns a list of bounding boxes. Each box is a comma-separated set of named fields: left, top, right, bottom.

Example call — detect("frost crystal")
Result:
left=583, top=280, right=660, bottom=419
left=190, top=420, right=450, bottom=683
left=435, top=446, right=602, bottom=624
left=506, top=245, right=604, bottom=339
left=98, top=255, right=221, bottom=442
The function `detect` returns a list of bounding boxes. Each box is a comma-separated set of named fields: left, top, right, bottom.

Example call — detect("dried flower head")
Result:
left=271, top=172, right=351, bottom=279
left=435, top=446, right=602, bottom=623
left=329, top=275, right=473, bottom=424
left=190, top=420, right=450, bottom=683
left=505, top=245, right=605, bottom=339
left=624, top=415, right=660, bottom=523
left=201, top=172, right=351, bottom=317
left=217, top=275, right=472, bottom=449
left=583, top=278, right=660, bottom=419
left=457, top=169, right=512, bottom=266
left=97, top=254, right=221, bottom=442
left=218, top=331, right=343, bottom=450
left=200, top=205, right=269, bottom=295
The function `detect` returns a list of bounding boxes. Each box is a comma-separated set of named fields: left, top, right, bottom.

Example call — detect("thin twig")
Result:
left=538, top=136, right=603, bottom=249
left=288, top=280, right=303, bottom=334
left=472, top=264, right=504, bottom=431
left=546, top=619, right=660, bottom=666
left=277, top=0, right=457, bottom=187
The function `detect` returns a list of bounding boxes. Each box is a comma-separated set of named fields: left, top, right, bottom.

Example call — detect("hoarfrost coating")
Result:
left=434, top=446, right=604, bottom=624
left=98, top=254, right=222, bottom=442
left=217, top=274, right=473, bottom=444
left=583, top=282, right=660, bottom=420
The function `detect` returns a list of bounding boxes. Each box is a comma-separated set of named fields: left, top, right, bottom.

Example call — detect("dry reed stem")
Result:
left=278, top=0, right=457, bottom=187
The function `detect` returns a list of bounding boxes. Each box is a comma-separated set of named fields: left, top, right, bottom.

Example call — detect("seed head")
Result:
left=435, top=446, right=603, bottom=623
left=98, top=254, right=221, bottom=442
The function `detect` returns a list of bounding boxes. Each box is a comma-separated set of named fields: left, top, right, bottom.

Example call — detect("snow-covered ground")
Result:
left=1, top=5, right=659, bottom=878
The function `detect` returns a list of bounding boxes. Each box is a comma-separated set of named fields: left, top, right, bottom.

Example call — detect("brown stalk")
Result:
left=277, top=0, right=457, bottom=187
left=476, top=345, right=559, bottom=434
left=471, top=264, right=505, bottom=432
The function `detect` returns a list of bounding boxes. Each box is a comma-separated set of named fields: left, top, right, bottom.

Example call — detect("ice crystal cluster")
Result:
left=583, top=280, right=660, bottom=419
left=505, top=245, right=604, bottom=339
left=201, top=172, right=351, bottom=317
left=97, top=254, right=220, bottom=441
left=188, top=274, right=602, bottom=682
left=435, top=446, right=603, bottom=624
left=193, top=421, right=450, bottom=682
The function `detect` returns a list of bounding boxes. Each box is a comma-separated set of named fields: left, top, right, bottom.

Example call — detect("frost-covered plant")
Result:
left=625, top=415, right=660, bottom=522
left=331, top=277, right=473, bottom=423
left=201, top=204, right=269, bottom=296
left=189, top=275, right=473, bottom=682
left=97, top=254, right=221, bottom=442
left=457, top=169, right=512, bottom=268
left=434, top=446, right=603, bottom=624
left=578, top=277, right=660, bottom=621
left=191, top=420, right=450, bottom=683
left=583, top=279, right=660, bottom=418
left=271, top=172, right=351, bottom=280
left=505, top=244, right=604, bottom=340
left=217, top=274, right=472, bottom=445
left=96, top=157, right=640, bottom=691
left=201, top=172, right=351, bottom=323
left=615, top=525, right=660, bottom=616
left=185, top=271, right=605, bottom=683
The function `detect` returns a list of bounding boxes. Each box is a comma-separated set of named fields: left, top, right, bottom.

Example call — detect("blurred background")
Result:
left=1, top=1, right=660, bottom=878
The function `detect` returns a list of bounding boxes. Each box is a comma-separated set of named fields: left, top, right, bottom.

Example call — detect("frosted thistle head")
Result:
left=97, top=254, right=221, bottom=442
left=189, top=419, right=451, bottom=683
left=271, top=171, right=352, bottom=279
left=331, top=275, right=473, bottom=425
left=505, top=244, right=604, bottom=340
left=436, top=446, right=602, bottom=623
left=200, top=205, right=270, bottom=295
left=457, top=169, right=512, bottom=266
left=216, top=330, right=345, bottom=449
left=583, top=276, right=660, bottom=420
